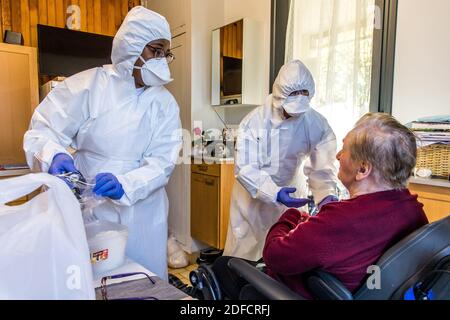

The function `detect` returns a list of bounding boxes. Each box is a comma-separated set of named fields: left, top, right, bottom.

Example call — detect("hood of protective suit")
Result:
left=272, top=60, right=315, bottom=114
left=111, top=6, right=172, bottom=79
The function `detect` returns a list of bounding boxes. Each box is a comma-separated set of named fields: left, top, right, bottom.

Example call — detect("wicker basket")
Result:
left=416, top=144, right=450, bottom=178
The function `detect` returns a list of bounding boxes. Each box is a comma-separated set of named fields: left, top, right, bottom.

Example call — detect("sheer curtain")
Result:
left=285, top=0, right=376, bottom=150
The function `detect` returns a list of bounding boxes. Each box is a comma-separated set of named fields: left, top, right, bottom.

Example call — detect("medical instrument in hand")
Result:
left=57, top=171, right=102, bottom=223
left=56, top=171, right=94, bottom=199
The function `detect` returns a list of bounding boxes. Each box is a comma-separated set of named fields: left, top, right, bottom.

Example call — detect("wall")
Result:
left=143, top=0, right=186, bottom=35
left=190, top=0, right=225, bottom=131
left=392, top=0, right=450, bottom=124
left=0, top=0, right=141, bottom=48
left=190, top=0, right=271, bottom=131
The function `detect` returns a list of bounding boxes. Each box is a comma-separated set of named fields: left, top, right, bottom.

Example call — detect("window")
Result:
left=286, top=0, right=376, bottom=147
left=271, top=0, right=398, bottom=149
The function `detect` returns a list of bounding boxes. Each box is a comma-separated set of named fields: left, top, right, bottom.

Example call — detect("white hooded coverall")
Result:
left=223, top=60, right=338, bottom=261
left=23, top=6, right=182, bottom=280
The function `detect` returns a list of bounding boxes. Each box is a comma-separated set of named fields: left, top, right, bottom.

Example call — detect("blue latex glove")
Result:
left=277, top=187, right=311, bottom=208
left=48, top=153, right=77, bottom=175
left=317, top=195, right=339, bottom=210
left=93, top=173, right=125, bottom=200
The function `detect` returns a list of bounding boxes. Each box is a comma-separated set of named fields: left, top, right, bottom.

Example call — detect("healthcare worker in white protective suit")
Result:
left=223, top=60, right=339, bottom=261
left=23, top=6, right=182, bottom=280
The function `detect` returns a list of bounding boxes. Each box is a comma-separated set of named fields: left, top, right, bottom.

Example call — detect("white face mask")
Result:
left=134, top=56, right=173, bottom=87
left=282, top=94, right=310, bottom=117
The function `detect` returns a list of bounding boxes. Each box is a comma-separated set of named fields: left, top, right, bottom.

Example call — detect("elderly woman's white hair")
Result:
left=349, top=113, right=417, bottom=189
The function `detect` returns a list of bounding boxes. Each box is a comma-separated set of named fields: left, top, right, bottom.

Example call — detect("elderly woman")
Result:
left=262, top=113, right=428, bottom=299
left=212, top=113, right=428, bottom=300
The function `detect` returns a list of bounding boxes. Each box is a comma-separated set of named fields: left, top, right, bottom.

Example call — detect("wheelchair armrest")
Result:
left=227, top=258, right=304, bottom=300
left=306, top=271, right=354, bottom=300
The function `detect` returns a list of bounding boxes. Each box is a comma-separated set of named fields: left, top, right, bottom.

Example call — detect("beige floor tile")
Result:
left=178, top=275, right=191, bottom=285
left=186, top=264, right=198, bottom=272
left=168, top=267, right=186, bottom=275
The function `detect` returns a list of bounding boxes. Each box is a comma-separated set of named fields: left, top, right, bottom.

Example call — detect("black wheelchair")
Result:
left=189, top=216, right=450, bottom=300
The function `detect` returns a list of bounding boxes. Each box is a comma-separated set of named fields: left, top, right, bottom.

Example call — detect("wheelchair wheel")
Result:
left=189, top=264, right=222, bottom=300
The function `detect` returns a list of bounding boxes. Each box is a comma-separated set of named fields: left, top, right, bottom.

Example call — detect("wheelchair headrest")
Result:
left=354, top=215, right=450, bottom=300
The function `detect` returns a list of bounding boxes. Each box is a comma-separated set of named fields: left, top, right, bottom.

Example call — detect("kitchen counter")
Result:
left=191, top=155, right=235, bottom=164
left=408, top=177, right=450, bottom=222
left=409, top=177, right=450, bottom=188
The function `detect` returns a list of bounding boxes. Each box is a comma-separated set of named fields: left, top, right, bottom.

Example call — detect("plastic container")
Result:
left=85, top=220, right=128, bottom=276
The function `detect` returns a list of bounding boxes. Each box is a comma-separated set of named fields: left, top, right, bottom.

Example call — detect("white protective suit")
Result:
left=223, top=60, right=338, bottom=261
left=23, top=6, right=182, bottom=280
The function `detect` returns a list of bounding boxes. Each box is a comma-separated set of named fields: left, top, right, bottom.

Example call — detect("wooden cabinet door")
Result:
left=0, top=43, right=38, bottom=166
left=191, top=173, right=220, bottom=248
left=409, top=184, right=450, bottom=223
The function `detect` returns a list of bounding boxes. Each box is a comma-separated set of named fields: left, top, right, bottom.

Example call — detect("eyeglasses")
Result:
left=289, top=89, right=310, bottom=97
left=100, top=272, right=159, bottom=301
left=146, top=44, right=175, bottom=64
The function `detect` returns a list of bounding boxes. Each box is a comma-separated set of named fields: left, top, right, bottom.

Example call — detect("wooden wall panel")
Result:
left=79, top=0, right=87, bottom=31
left=86, top=0, right=94, bottom=33
left=122, top=0, right=128, bottom=21
left=47, top=0, right=56, bottom=26
left=29, top=0, right=38, bottom=47
left=20, top=0, right=30, bottom=46
left=101, top=0, right=108, bottom=35
left=1, top=0, right=11, bottom=32
left=93, top=0, right=101, bottom=34
left=38, top=0, right=47, bottom=25
left=0, top=3, right=3, bottom=42
left=0, top=0, right=140, bottom=47
left=55, top=0, right=64, bottom=28
left=10, top=0, right=20, bottom=37
left=108, top=0, right=115, bottom=36
left=114, top=0, right=121, bottom=31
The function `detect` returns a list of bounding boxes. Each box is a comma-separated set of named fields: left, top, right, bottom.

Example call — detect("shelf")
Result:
left=212, top=104, right=258, bottom=109
left=0, top=169, right=31, bottom=178
left=409, top=177, right=450, bottom=189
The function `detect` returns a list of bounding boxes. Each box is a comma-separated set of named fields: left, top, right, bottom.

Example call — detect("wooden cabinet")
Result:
left=409, top=182, right=450, bottom=223
left=191, top=163, right=235, bottom=250
left=0, top=43, right=39, bottom=166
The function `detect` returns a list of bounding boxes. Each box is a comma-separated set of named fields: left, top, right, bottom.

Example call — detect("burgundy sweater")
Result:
left=263, top=189, right=428, bottom=299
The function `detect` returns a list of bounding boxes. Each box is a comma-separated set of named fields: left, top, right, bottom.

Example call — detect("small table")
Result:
left=93, top=259, right=193, bottom=300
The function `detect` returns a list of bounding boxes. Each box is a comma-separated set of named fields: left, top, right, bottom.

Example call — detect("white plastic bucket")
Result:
left=85, top=220, right=128, bottom=276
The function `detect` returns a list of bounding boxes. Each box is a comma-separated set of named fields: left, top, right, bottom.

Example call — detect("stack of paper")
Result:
left=408, top=116, right=450, bottom=147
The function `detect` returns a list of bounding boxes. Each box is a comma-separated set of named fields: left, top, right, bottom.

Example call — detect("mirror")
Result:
left=219, top=19, right=243, bottom=105
left=212, top=18, right=264, bottom=107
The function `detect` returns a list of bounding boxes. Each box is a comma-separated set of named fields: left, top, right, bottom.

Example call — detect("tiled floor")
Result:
left=168, top=263, right=198, bottom=286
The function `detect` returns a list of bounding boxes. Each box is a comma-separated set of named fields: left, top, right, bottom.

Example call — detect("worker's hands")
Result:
left=48, top=153, right=77, bottom=175
left=277, top=187, right=311, bottom=208
left=93, top=173, right=125, bottom=200
left=317, top=195, right=339, bottom=210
